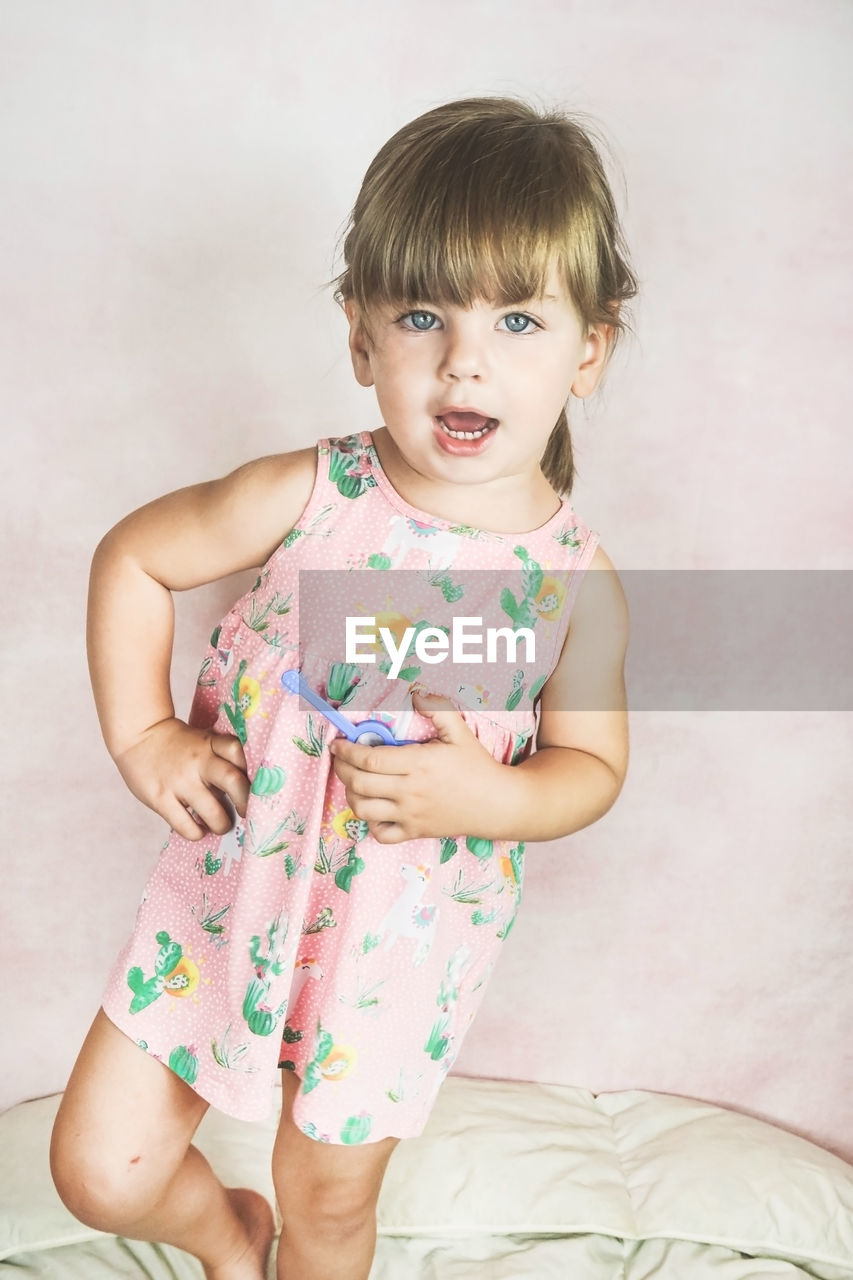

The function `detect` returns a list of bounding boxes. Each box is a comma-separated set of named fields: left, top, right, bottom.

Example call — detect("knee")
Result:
left=279, top=1175, right=378, bottom=1236
left=49, top=1113, right=161, bottom=1233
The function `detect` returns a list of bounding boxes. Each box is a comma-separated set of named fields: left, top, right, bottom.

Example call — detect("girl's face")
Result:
left=345, top=267, right=611, bottom=515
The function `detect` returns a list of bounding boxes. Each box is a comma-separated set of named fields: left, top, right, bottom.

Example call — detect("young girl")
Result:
left=51, top=97, right=634, bottom=1280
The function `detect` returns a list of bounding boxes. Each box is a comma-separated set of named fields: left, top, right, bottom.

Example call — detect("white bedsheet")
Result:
left=1, top=1077, right=851, bottom=1278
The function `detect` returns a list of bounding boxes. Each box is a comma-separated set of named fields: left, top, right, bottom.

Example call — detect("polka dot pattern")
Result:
left=100, top=432, right=599, bottom=1144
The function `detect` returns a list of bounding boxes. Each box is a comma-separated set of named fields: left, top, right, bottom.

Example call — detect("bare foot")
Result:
left=202, top=1187, right=276, bottom=1280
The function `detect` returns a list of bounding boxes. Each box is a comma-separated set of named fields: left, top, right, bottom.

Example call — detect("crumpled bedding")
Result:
left=2, top=1077, right=851, bottom=1279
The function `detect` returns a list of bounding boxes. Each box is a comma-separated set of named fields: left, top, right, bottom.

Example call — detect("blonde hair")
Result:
left=335, top=96, right=637, bottom=496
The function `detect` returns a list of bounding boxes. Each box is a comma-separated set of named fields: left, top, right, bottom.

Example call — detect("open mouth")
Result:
left=436, top=412, right=498, bottom=440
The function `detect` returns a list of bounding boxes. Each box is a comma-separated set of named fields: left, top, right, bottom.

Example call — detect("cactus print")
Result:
left=101, top=432, right=599, bottom=1143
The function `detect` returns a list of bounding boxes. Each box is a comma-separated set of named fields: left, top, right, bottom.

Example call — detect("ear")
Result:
left=570, top=322, right=615, bottom=399
left=344, top=300, right=375, bottom=389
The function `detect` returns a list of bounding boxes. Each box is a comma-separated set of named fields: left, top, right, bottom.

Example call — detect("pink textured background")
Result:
left=2, top=2, right=851, bottom=1162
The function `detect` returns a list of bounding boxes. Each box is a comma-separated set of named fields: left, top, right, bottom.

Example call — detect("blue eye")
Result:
left=401, top=310, right=439, bottom=331
left=501, top=313, right=538, bottom=334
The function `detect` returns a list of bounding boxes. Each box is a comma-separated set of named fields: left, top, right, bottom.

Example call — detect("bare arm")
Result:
left=497, top=543, right=630, bottom=840
left=88, top=447, right=317, bottom=839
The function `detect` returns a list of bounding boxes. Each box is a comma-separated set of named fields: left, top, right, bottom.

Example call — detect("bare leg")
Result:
left=273, top=1069, right=399, bottom=1280
left=50, top=1009, right=275, bottom=1279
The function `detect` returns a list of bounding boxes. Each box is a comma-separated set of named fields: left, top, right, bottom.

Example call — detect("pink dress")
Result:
left=101, top=432, right=600, bottom=1144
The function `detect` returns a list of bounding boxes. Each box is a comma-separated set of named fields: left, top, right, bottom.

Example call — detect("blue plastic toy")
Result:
left=281, top=669, right=419, bottom=746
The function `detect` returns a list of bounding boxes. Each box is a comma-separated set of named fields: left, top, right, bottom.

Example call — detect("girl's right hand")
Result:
left=112, top=718, right=250, bottom=842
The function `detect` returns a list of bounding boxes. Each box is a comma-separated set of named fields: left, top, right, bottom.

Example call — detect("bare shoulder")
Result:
left=571, top=543, right=631, bottom=636
left=215, top=447, right=318, bottom=530
left=99, top=445, right=319, bottom=591
left=536, top=542, right=630, bottom=785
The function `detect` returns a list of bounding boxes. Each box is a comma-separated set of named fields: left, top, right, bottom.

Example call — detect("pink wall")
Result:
left=2, top=2, right=851, bottom=1162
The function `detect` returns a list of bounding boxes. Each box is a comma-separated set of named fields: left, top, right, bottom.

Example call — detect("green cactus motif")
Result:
left=249, top=808, right=306, bottom=859
left=497, top=842, right=525, bottom=941
left=424, top=1009, right=453, bottom=1061
left=221, top=659, right=250, bottom=744
left=377, top=655, right=420, bottom=682
left=466, top=836, right=494, bottom=860
left=385, top=1067, right=424, bottom=1104
left=528, top=674, right=547, bottom=703
left=299, top=1120, right=332, bottom=1143
left=283, top=851, right=304, bottom=880
left=191, top=893, right=230, bottom=947
left=471, top=907, right=499, bottom=926
left=303, top=1022, right=335, bottom=1094
left=424, top=948, right=470, bottom=1061
left=445, top=866, right=495, bottom=905
left=292, top=713, right=326, bottom=757
left=127, top=931, right=184, bottom=1013
left=249, top=816, right=293, bottom=859
left=448, top=524, right=486, bottom=541
left=243, top=591, right=292, bottom=638
left=497, top=912, right=518, bottom=940
left=439, top=837, right=457, bottom=865
left=337, top=954, right=387, bottom=1011
left=366, top=553, right=391, bottom=569
left=500, top=546, right=544, bottom=631
left=303, top=906, right=337, bottom=936
left=421, top=569, right=465, bottom=602
left=250, top=763, right=286, bottom=797
left=168, top=1044, right=199, bottom=1085
left=505, top=670, right=525, bottom=711
left=326, top=662, right=362, bottom=706
left=384, top=619, right=450, bottom=682
left=315, top=836, right=363, bottom=883
left=242, top=914, right=290, bottom=1037
left=194, top=848, right=222, bottom=876
left=334, top=846, right=366, bottom=894
left=211, top=1022, right=257, bottom=1072
left=340, top=1112, right=372, bottom=1144
left=329, top=445, right=376, bottom=500
left=553, top=523, right=584, bottom=549
left=510, top=728, right=534, bottom=763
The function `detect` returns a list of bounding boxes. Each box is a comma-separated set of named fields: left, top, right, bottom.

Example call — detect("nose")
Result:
left=438, top=317, right=487, bottom=382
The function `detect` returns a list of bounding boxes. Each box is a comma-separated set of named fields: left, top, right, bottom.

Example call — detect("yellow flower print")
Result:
left=534, top=575, right=567, bottom=621
left=371, top=609, right=413, bottom=652
left=320, top=1043, right=357, bottom=1081
left=332, top=808, right=370, bottom=844
left=237, top=674, right=262, bottom=718
left=163, top=954, right=201, bottom=998
left=499, top=853, right=520, bottom=892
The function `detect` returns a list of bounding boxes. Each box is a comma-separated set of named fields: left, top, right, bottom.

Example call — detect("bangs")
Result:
left=339, top=106, right=604, bottom=317
left=348, top=177, right=572, bottom=310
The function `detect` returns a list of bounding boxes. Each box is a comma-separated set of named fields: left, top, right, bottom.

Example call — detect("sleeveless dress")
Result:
left=101, top=431, right=600, bottom=1145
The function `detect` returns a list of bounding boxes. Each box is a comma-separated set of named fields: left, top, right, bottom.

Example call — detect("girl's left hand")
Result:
left=329, top=691, right=504, bottom=843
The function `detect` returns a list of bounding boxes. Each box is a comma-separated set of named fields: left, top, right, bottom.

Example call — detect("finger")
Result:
left=203, top=753, right=251, bottom=818
left=209, top=732, right=248, bottom=773
left=161, top=795, right=206, bottom=842
left=180, top=784, right=234, bottom=837
left=331, top=740, right=412, bottom=775
left=347, top=796, right=399, bottom=825
left=368, top=821, right=407, bottom=844
left=333, top=757, right=405, bottom=800
left=411, top=690, right=456, bottom=715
